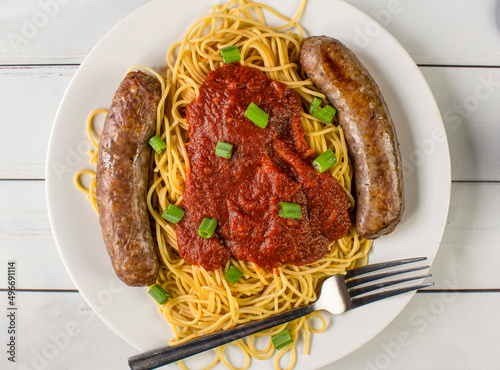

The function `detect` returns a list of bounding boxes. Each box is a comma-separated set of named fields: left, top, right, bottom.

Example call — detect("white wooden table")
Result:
left=1, top=1, right=499, bottom=369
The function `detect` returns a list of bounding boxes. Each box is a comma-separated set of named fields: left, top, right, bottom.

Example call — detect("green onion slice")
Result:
left=161, top=204, right=185, bottom=224
left=272, top=328, right=294, bottom=350
left=244, top=102, right=269, bottom=128
left=224, top=265, right=243, bottom=284
left=215, top=141, right=234, bottom=159
left=148, top=135, right=167, bottom=154
left=312, top=149, right=337, bottom=173
left=278, top=202, right=302, bottom=219
left=219, top=45, right=241, bottom=64
left=198, top=217, right=218, bottom=239
left=309, top=97, right=336, bottom=123
left=148, top=284, right=171, bottom=305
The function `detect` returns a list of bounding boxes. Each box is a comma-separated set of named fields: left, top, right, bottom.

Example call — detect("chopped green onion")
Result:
left=309, top=97, right=336, bottom=123
left=198, top=217, right=218, bottom=239
left=215, top=141, right=234, bottom=159
left=312, top=149, right=337, bottom=173
left=272, top=328, right=294, bottom=350
left=148, top=284, right=171, bottom=305
left=219, top=45, right=241, bottom=64
left=161, top=204, right=185, bottom=224
left=224, top=265, right=243, bottom=284
left=148, top=135, right=167, bottom=154
left=278, top=202, right=302, bottom=219
left=244, top=102, right=269, bottom=129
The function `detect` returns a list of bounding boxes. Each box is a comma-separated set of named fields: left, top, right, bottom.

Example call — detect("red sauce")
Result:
left=176, top=63, right=351, bottom=271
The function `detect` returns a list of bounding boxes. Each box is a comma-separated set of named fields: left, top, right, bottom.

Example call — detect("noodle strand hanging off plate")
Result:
left=75, top=1, right=372, bottom=369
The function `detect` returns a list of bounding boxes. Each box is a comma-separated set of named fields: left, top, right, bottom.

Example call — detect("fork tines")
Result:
left=346, top=257, right=434, bottom=309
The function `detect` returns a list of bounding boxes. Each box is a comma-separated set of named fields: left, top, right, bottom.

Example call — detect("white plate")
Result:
left=46, top=0, right=451, bottom=368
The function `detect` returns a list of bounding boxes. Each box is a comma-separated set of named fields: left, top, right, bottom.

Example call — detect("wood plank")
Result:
left=0, top=291, right=498, bottom=369
left=0, top=66, right=75, bottom=179
left=0, top=180, right=75, bottom=290
left=346, top=0, right=500, bottom=66
left=325, top=292, right=500, bottom=369
left=429, top=182, right=500, bottom=290
left=0, top=0, right=499, bottom=66
left=0, top=0, right=149, bottom=65
left=1, top=65, right=499, bottom=181
left=420, top=67, right=500, bottom=182
left=0, top=291, right=135, bottom=369
left=1, top=62, right=499, bottom=180
left=1, top=180, right=499, bottom=290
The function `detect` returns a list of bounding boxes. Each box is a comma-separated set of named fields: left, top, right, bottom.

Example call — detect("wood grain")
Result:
left=1, top=290, right=498, bottom=369
left=325, top=292, right=500, bottom=369
left=1, top=0, right=499, bottom=66
left=0, top=180, right=75, bottom=290
left=0, top=0, right=149, bottom=65
left=0, top=66, right=74, bottom=179
left=420, top=67, right=500, bottom=182
left=0, top=0, right=498, bottom=369
left=430, top=182, right=500, bottom=290
left=1, top=181, right=498, bottom=290
left=0, top=291, right=135, bottom=369
left=347, top=0, right=500, bottom=66
left=2, top=65, right=499, bottom=181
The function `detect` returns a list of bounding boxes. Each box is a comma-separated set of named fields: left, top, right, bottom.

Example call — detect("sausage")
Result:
left=300, top=36, right=404, bottom=239
left=96, top=71, right=162, bottom=286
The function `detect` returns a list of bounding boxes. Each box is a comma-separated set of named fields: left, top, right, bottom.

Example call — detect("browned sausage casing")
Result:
left=96, top=71, right=162, bottom=286
left=300, top=36, right=404, bottom=239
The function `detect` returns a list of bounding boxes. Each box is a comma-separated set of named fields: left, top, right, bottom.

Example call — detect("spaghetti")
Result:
left=75, top=1, right=373, bottom=369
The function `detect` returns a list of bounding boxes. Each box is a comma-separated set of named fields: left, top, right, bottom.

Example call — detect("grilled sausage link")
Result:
left=300, top=36, right=404, bottom=239
left=96, top=71, right=162, bottom=286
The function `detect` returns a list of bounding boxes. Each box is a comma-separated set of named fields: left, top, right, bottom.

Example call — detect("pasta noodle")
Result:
left=75, top=1, right=373, bottom=369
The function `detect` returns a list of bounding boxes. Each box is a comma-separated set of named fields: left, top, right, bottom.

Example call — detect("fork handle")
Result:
left=128, top=304, right=316, bottom=370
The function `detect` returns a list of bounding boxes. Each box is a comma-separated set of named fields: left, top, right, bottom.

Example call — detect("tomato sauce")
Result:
left=176, top=63, right=351, bottom=271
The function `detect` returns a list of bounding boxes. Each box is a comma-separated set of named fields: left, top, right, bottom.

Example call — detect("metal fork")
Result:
left=128, top=257, right=433, bottom=370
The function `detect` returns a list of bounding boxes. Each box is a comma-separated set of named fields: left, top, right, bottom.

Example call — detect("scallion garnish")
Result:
left=312, top=149, right=337, bottom=173
left=224, top=265, right=243, bottom=284
left=244, top=102, right=269, bottom=128
left=148, top=135, right=167, bottom=154
left=148, top=284, right=171, bottom=305
left=161, top=204, right=185, bottom=224
left=309, top=97, right=336, bottom=123
left=198, top=217, right=218, bottom=239
left=215, top=141, right=234, bottom=159
left=278, top=202, right=302, bottom=219
left=219, top=45, right=241, bottom=64
left=272, top=328, right=294, bottom=350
